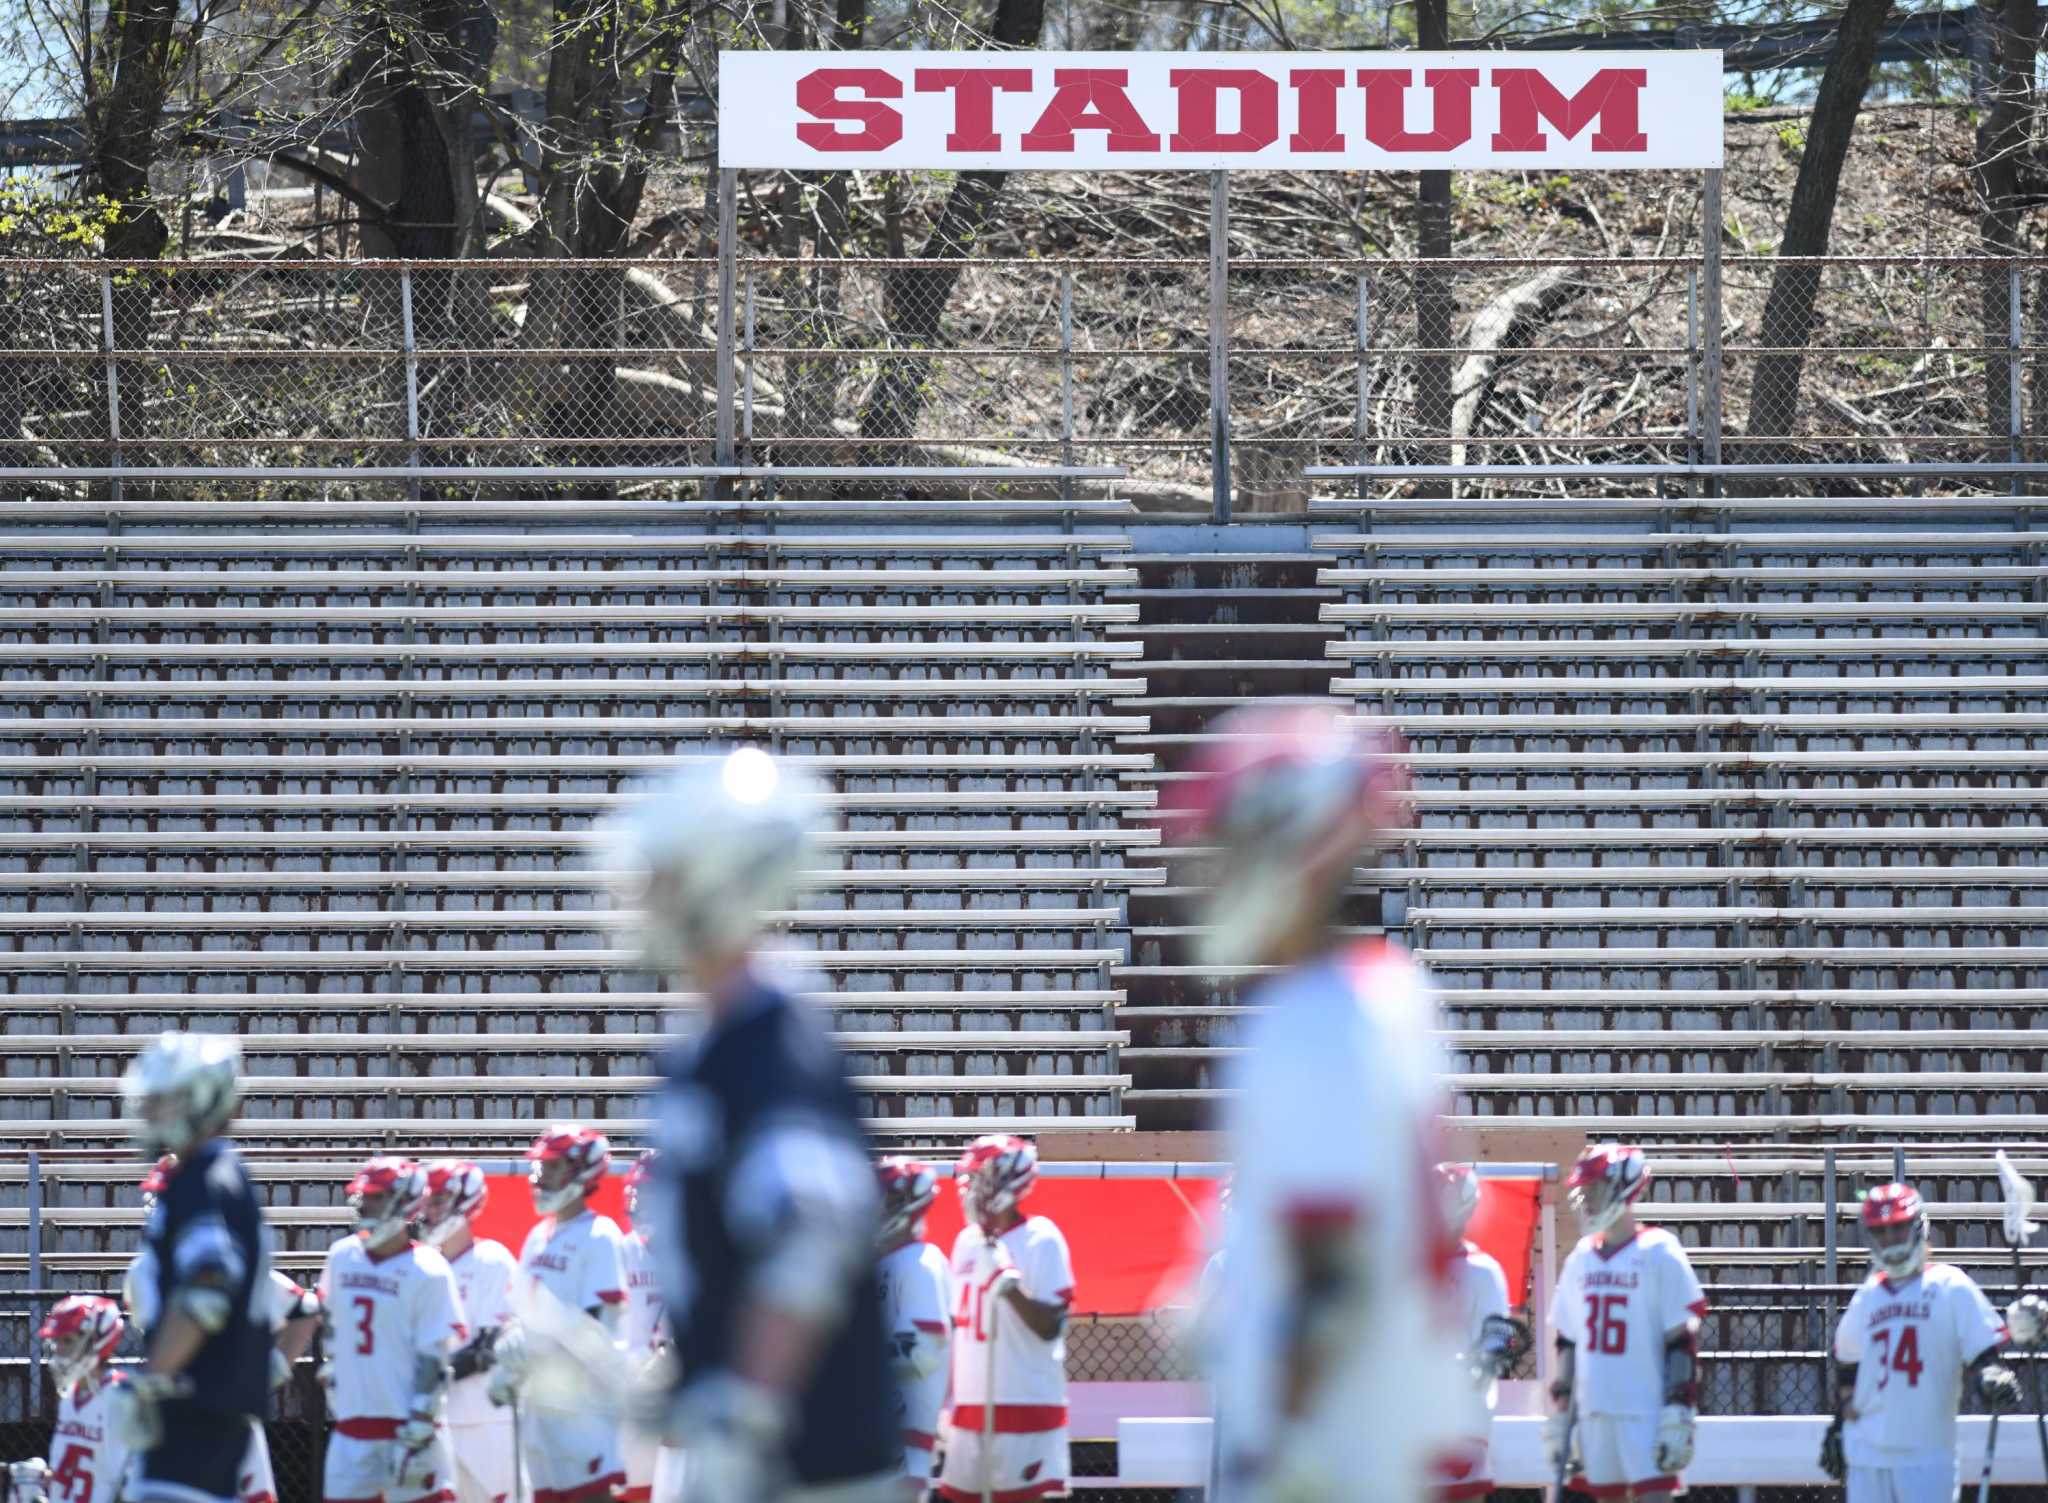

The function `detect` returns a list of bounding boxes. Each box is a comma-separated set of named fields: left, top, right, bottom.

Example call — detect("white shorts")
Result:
left=937, top=1426, right=1068, bottom=1503
left=239, top=1421, right=278, bottom=1503
left=519, top=1407, right=624, bottom=1503
left=1430, top=1434, right=1491, bottom=1502
left=447, top=1421, right=526, bottom=1503
left=651, top=1447, right=685, bottom=1503
left=324, top=1427, right=457, bottom=1503
left=1571, top=1413, right=1678, bottom=1499
left=1847, top=1458, right=1961, bottom=1503
left=619, top=1420, right=659, bottom=1503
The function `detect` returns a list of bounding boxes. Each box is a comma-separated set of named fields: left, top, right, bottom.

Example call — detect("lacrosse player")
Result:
left=420, top=1161, right=524, bottom=1503
left=876, top=1159, right=950, bottom=1499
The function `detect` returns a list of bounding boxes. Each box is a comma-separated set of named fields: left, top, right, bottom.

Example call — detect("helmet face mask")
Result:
left=955, top=1136, right=1036, bottom=1235
left=121, top=1034, right=241, bottom=1160
left=1567, top=1144, right=1649, bottom=1240
left=1437, top=1163, right=1480, bottom=1241
left=421, top=1161, right=486, bottom=1248
left=39, top=1297, right=122, bottom=1395
left=527, top=1126, right=609, bottom=1217
left=1863, top=1185, right=1929, bottom=1280
left=348, top=1159, right=427, bottom=1248
left=877, top=1158, right=937, bottom=1248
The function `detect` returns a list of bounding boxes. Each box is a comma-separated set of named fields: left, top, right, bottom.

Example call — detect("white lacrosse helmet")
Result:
left=1437, top=1162, right=1481, bottom=1240
left=120, top=1033, right=242, bottom=1158
left=1164, top=703, right=1411, bottom=968
left=602, top=747, right=828, bottom=975
left=422, top=1160, right=488, bottom=1248
left=528, top=1124, right=611, bottom=1217
left=39, top=1296, right=123, bottom=1394
left=956, top=1135, right=1038, bottom=1232
left=348, top=1157, right=430, bottom=1247
left=1862, top=1183, right=1930, bottom=1281
left=1567, top=1144, right=1651, bottom=1239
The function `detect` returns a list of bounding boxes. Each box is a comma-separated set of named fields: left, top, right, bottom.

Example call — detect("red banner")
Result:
left=473, top=1173, right=1539, bottom=1316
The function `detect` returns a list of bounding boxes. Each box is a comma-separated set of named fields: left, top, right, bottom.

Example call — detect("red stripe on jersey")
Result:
left=902, top=1430, right=937, bottom=1452
left=594, top=1291, right=626, bottom=1305
left=913, top=1320, right=946, bottom=1333
left=949, top=1404, right=1069, bottom=1435
left=243, top=1493, right=278, bottom=1503
left=335, top=1419, right=404, bottom=1440
left=1432, top=1484, right=1493, bottom=1502
left=938, top=1483, right=1067, bottom=1503
left=614, top=1488, right=652, bottom=1502
left=1687, top=1299, right=1709, bottom=1319
left=533, top=1474, right=624, bottom=1503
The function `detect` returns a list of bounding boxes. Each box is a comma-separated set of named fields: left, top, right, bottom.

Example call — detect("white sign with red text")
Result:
left=717, top=51, right=1723, bottom=171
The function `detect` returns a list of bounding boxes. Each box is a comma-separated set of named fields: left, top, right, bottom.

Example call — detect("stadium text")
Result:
left=718, top=51, right=1724, bottom=171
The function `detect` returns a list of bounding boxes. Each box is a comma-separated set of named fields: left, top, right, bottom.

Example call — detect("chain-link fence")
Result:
left=13, top=248, right=2048, bottom=505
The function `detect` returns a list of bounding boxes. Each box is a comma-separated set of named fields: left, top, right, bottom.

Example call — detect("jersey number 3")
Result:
left=353, top=1295, right=377, bottom=1355
left=1585, top=1293, right=1629, bottom=1355
left=1871, top=1326, right=1923, bottom=1389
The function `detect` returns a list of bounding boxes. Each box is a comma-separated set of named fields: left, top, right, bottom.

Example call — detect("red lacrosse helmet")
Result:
left=1161, top=703, right=1412, bottom=967
left=348, top=1157, right=429, bottom=1246
left=1436, top=1162, right=1481, bottom=1239
left=422, top=1160, right=487, bottom=1248
left=1567, top=1144, right=1651, bottom=1239
left=528, top=1125, right=610, bottom=1216
left=877, top=1157, right=938, bottom=1245
left=956, top=1135, right=1037, bottom=1233
left=39, top=1295, right=122, bottom=1392
left=624, top=1151, right=659, bottom=1231
left=1861, top=1183, right=1928, bottom=1280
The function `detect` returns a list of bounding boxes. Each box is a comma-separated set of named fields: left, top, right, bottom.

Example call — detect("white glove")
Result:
left=9, top=1458, right=52, bottom=1503
left=1541, top=1410, right=1573, bottom=1479
left=2009, top=1293, right=2048, bottom=1350
left=486, top=1327, right=527, bottom=1407
left=1654, top=1403, right=1695, bottom=1473
left=108, top=1374, right=190, bottom=1451
left=269, top=1348, right=294, bottom=1391
left=670, top=1373, right=788, bottom=1503
left=394, top=1415, right=439, bottom=1491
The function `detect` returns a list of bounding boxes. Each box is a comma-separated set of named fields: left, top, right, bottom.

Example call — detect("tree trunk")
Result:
left=859, top=0, right=1045, bottom=461
left=1413, top=0, right=1453, bottom=493
left=1976, top=0, right=2035, bottom=456
left=88, top=0, right=180, bottom=464
left=1740, top=0, right=1891, bottom=472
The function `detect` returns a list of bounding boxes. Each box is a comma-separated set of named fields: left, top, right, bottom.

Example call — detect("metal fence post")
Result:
left=742, top=266, right=757, bottom=467
left=400, top=266, right=421, bottom=502
left=1700, top=170, right=1724, bottom=488
left=27, top=1148, right=42, bottom=1400
left=714, top=168, right=739, bottom=490
left=1355, top=271, right=1371, bottom=503
left=2010, top=260, right=2024, bottom=491
left=1822, top=1146, right=1838, bottom=1288
left=99, top=274, right=123, bottom=502
left=1894, top=1143, right=1906, bottom=1184
left=1059, top=268, right=1076, bottom=502
left=1208, top=170, right=1230, bottom=523
left=1685, top=268, right=1702, bottom=473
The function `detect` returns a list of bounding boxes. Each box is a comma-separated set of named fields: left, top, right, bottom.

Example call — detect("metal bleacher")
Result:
left=0, top=479, right=1153, bottom=1214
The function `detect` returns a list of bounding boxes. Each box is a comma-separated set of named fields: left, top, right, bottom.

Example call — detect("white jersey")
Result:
left=318, top=1235, right=469, bottom=1424
left=1551, top=1226, right=1706, bottom=1419
left=1449, top=1241, right=1511, bottom=1437
left=444, top=1237, right=519, bottom=1428
left=1835, top=1262, right=2008, bottom=1467
left=49, top=1374, right=131, bottom=1503
left=620, top=1231, right=665, bottom=1361
left=880, top=1240, right=951, bottom=1449
left=265, top=1269, right=304, bottom=1332
left=1212, top=942, right=1466, bottom=1503
left=947, top=1217, right=1075, bottom=1417
left=517, top=1209, right=628, bottom=1322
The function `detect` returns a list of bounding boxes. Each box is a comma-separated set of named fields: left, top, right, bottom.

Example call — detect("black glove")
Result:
left=1978, top=1362, right=2023, bottom=1412
left=449, top=1325, right=500, bottom=1380
left=1819, top=1417, right=1845, bottom=1482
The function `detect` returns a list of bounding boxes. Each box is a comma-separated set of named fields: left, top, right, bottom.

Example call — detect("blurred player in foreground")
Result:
left=1435, top=1163, right=1527, bottom=1503
left=497, top=1125, right=629, bottom=1503
left=118, top=1033, right=274, bottom=1503
left=318, top=1157, right=467, bottom=1503
left=420, top=1160, right=526, bottom=1503
left=617, top=747, right=900, bottom=1503
left=1545, top=1144, right=1705, bottom=1503
left=134, top=1157, right=317, bottom=1503
left=875, top=1158, right=949, bottom=1500
left=1824, top=1183, right=2021, bottom=1503
left=1168, top=704, right=1464, bottom=1503
left=10, top=1296, right=131, bottom=1503
left=941, top=1136, right=1076, bottom=1503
